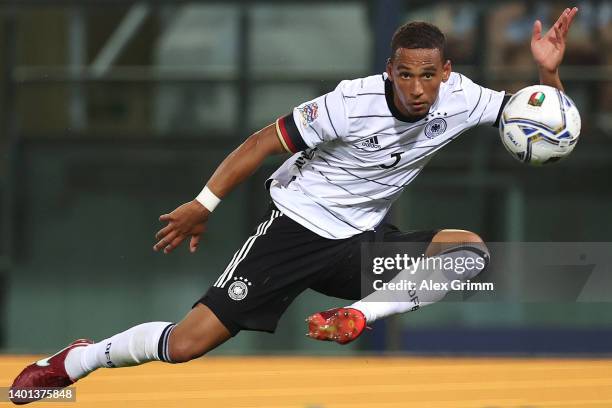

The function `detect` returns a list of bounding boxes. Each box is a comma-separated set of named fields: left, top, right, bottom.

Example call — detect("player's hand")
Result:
left=531, top=7, right=578, bottom=73
left=154, top=200, right=210, bottom=254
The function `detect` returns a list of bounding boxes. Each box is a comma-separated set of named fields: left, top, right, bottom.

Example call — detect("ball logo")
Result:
left=528, top=92, right=545, bottom=107
left=425, top=118, right=447, bottom=139
left=228, top=276, right=251, bottom=301
left=505, top=132, right=519, bottom=147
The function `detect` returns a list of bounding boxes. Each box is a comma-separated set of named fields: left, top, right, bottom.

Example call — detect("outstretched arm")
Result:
left=153, top=123, right=288, bottom=254
left=531, top=7, right=578, bottom=92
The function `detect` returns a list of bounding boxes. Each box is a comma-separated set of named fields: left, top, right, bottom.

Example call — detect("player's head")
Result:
left=386, top=21, right=452, bottom=119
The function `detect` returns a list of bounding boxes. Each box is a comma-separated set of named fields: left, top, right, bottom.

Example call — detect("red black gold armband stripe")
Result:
left=275, top=114, right=308, bottom=153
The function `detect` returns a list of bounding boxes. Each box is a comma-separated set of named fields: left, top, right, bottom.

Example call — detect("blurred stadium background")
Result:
left=0, top=0, right=610, bottom=361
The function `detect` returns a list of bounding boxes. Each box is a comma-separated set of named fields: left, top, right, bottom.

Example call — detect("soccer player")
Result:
left=10, top=7, right=577, bottom=404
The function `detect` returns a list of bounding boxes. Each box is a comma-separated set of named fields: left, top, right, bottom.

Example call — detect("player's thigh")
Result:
left=310, top=226, right=441, bottom=300
left=381, top=223, right=440, bottom=247
left=308, top=230, right=377, bottom=300
left=363, top=225, right=440, bottom=295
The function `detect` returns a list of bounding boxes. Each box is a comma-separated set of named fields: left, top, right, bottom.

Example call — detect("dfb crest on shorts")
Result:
left=228, top=276, right=251, bottom=301
left=425, top=118, right=447, bottom=139
left=298, top=102, right=319, bottom=127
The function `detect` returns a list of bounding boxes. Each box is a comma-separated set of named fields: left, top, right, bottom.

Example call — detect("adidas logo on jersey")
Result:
left=361, top=136, right=381, bottom=150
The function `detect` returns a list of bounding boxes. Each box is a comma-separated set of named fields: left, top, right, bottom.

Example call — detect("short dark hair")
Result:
left=390, top=21, right=447, bottom=62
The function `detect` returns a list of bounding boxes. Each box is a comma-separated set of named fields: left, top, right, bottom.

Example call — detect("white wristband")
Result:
left=196, top=186, right=221, bottom=212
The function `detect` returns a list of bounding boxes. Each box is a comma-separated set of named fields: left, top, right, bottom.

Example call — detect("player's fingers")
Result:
left=189, top=235, right=201, bottom=253
left=559, top=8, right=570, bottom=34
left=531, top=20, right=542, bottom=42
left=154, top=230, right=178, bottom=252
left=159, top=213, right=172, bottom=222
left=565, top=7, right=578, bottom=34
left=155, top=224, right=173, bottom=240
left=554, top=24, right=562, bottom=42
left=557, top=8, right=570, bottom=27
left=164, top=235, right=185, bottom=254
left=549, top=8, right=567, bottom=38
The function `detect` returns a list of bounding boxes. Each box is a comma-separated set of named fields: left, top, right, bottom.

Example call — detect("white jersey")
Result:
left=268, top=72, right=506, bottom=239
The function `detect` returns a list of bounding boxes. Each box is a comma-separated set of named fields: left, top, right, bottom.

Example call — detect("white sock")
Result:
left=350, top=245, right=489, bottom=323
left=64, top=322, right=175, bottom=381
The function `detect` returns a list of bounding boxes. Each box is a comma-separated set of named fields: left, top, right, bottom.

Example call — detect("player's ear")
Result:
left=442, top=59, right=452, bottom=82
left=385, top=58, right=393, bottom=81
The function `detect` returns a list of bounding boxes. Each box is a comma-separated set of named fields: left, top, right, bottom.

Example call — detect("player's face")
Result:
left=386, top=48, right=451, bottom=119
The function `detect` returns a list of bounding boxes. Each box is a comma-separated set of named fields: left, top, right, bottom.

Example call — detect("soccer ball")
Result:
left=499, top=85, right=581, bottom=165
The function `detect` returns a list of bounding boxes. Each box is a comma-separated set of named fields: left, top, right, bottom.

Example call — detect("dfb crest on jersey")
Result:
left=425, top=118, right=447, bottom=139
left=228, top=277, right=251, bottom=301
left=298, top=102, right=319, bottom=127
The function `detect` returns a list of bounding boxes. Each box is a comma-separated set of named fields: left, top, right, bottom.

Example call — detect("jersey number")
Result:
left=380, top=153, right=402, bottom=169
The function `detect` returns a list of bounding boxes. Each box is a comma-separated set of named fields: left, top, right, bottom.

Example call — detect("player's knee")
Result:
left=167, top=333, right=210, bottom=363
left=428, top=229, right=487, bottom=260
left=433, top=229, right=484, bottom=245
left=168, top=326, right=214, bottom=363
left=431, top=229, right=490, bottom=280
left=166, top=304, right=231, bottom=363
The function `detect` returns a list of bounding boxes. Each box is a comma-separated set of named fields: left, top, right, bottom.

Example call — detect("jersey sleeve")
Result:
left=275, top=82, right=350, bottom=153
left=461, top=74, right=507, bottom=128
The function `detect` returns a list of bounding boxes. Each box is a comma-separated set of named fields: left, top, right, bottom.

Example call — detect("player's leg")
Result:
left=10, top=202, right=357, bottom=403
left=9, top=207, right=289, bottom=402
left=306, top=228, right=490, bottom=343
left=9, top=304, right=231, bottom=404
left=350, top=228, right=489, bottom=322
left=10, top=204, right=285, bottom=402
left=424, top=228, right=486, bottom=256
left=65, top=302, right=230, bottom=379
left=9, top=206, right=288, bottom=404
left=167, top=304, right=230, bottom=362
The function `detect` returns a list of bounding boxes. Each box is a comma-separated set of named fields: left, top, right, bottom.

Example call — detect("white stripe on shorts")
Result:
left=213, top=220, right=266, bottom=287
left=214, top=210, right=281, bottom=288
left=214, top=214, right=272, bottom=286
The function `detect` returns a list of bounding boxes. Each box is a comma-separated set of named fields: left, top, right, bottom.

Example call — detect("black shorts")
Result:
left=195, top=203, right=437, bottom=336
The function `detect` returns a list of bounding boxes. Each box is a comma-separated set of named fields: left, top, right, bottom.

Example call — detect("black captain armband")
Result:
left=275, top=114, right=309, bottom=153
left=493, top=93, right=513, bottom=128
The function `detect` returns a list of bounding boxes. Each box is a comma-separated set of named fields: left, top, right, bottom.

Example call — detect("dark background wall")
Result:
left=1, top=0, right=611, bottom=354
